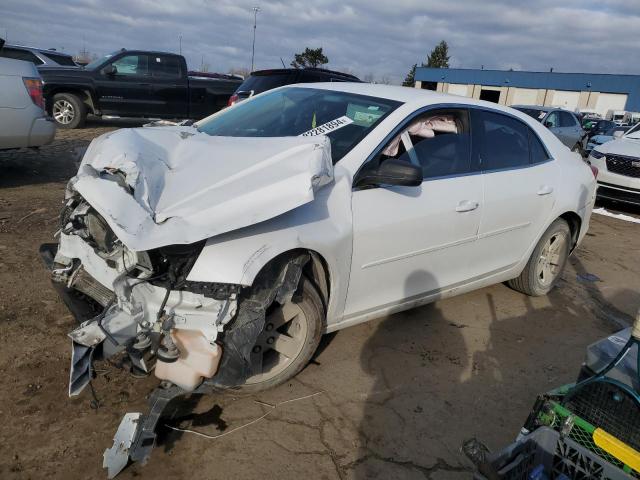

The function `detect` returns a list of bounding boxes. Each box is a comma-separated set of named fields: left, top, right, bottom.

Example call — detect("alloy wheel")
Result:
left=535, top=232, right=568, bottom=287
left=53, top=99, right=75, bottom=125
left=245, top=301, right=308, bottom=384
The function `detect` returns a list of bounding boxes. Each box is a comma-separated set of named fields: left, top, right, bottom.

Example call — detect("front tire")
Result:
left=237, top=277, right=325, bottom=393
left=508, top=219, right=571, bottom=296
left=52, top=93, right=86, bottom=129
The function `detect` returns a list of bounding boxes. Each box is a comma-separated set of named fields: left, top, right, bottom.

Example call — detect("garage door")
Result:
left=595, top=93, right=627, bottom=116
left=509, top=88, right=538, bottom=106
left=549, top=90, right=580, bottom=110
left=447, top=83, right=469, bottom=97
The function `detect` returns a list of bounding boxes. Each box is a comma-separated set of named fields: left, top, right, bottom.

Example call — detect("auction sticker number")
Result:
left=300, top=116, right=354, bottom=137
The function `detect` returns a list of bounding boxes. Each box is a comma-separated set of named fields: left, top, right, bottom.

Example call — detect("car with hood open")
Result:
left=40, top=82, right=597, bottom=476
left=588, top=122, right=640, bottom=205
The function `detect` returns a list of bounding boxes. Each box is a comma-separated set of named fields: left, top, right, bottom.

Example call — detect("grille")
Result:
left=606, top=154, right=640, bottom=178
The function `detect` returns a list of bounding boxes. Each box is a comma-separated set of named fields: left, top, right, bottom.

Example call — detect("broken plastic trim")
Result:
left=103, top=253, right=310, bottom=477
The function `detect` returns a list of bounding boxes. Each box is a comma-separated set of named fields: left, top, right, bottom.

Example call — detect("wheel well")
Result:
left=46, top=88, right=95, bottom=114
left=559, top=211, right=582, bottom=250
left=253, top=249, right=330, bottom=312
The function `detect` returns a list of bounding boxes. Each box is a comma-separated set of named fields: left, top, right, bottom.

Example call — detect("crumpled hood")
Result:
left=71, top=126, right=333, bottom=251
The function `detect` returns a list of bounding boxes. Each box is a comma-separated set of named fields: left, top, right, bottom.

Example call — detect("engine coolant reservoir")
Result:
left=155, top=330, right=222, bottom=391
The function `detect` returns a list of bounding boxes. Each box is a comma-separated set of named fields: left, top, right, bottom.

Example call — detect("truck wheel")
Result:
left=52, top=93, right=86, bottom=129
left=507, top=219, right=571, bottom=297
left=238, top=277, right=325, bottom=393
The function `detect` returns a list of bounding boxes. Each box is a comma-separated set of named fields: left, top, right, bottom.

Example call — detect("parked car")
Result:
left=41, top=83, right=597, bottom=475
left=588, top=122, right=640, bottom=205
left=0, top=40, right=56, bottom=149
left=585, top=125, right=629, bottom=156
left=512, top=105, right=586, bottom=153
left=586, top=119, right=616, bottom=139
left=39, top=49, right=242, bottom=128
left=227, top=67, right=361, bottom=105
left=0, top=43, right=78, bottom=68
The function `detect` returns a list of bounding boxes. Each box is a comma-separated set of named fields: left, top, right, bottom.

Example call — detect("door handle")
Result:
left=455, top=200, right=479, bottom=212
left=537, top=185, right=554, bottom=196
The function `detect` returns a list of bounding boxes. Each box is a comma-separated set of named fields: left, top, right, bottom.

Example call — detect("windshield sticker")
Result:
left=299, top=116, right=354, bottom=137
left=538, top=111, right=546, bottom=119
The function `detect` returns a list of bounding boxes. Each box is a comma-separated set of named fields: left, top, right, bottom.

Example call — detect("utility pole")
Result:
left=250, top=6, right=260, bottom=72
left=179, top=34, right=182, bottom=55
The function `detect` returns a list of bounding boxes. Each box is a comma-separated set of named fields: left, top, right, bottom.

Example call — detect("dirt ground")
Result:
left=1, top=122, right=639, bottom=480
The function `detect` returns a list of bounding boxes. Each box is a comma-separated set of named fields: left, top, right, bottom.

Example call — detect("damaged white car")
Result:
left=41, top=83, right=597, bottom=476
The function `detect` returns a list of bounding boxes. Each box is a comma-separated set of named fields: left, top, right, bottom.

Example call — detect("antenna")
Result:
left=250, top=6, right=260, bottom=72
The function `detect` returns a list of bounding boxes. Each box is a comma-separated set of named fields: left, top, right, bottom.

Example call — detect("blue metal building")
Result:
left=415, top=67, right=640, bottom=114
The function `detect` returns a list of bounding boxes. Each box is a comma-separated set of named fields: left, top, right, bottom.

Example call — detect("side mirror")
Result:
left=613, top=130, right=624, bottom=139
left=356, top=159, right=423, bottom=188
left=544, top=121, right=553, bottom=128
left=102, top=64, right=116, bottom=75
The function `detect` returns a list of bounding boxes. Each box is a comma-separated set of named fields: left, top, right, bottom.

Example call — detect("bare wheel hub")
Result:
left=246, top=301, right=308, bottom=384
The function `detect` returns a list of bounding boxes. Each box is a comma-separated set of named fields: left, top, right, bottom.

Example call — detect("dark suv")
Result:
left=228, top=68, right=361, bottom=105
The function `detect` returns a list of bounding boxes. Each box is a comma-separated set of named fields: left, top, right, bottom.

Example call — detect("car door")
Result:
left=344, top=107, right=484, bottom=318
left=147, top=54, right=188, bottom=118
left=471, top=108, right=559, bottom=274
left=94, top=53, right=153, bottom=116
left=543, top=111, right=568, bottom=145
left=559, top=111, right=583, bottom=148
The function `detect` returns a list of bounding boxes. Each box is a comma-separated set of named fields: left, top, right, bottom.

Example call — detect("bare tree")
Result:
left=363, top=73, right=375, bottom=83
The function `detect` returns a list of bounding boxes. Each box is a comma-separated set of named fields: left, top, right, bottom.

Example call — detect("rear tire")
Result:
left=52, top=93, right=86, bottom=129
left=508, top=219, right=571, bottom=296
left=236, top=277, right=325, bottom=393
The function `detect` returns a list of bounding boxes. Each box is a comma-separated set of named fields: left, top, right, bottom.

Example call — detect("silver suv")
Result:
left=513, top=105, right=586, bottom=154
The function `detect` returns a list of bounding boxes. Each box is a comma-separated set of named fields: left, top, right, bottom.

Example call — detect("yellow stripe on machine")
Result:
left=593, top=428, right=640, bottom=472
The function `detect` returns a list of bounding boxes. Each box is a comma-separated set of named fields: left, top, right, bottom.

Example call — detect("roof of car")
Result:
left=6, top=43, right=74, bottom=58
left=251, top=67, right=360, bottom=81
left=512, top=105, right=576, bottom=114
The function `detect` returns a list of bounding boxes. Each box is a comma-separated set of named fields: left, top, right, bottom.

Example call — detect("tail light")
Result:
left=22, top=77, right=45, bottom=110
left=227, top=93, right=239, bottom=107
left=590, top=164, right=599, bottom=179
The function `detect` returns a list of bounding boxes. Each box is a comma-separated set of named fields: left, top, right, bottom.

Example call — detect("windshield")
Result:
left=514, top=107, right=547, bottom=122
left=197, top=87, right=402, bottom=162
left=84, top=53, right=115, bottom=70
left=625, top=123, right=640, bottom=139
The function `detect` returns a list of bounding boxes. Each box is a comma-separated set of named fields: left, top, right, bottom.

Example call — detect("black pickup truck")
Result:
left=39, top=49, right=241, bottom=128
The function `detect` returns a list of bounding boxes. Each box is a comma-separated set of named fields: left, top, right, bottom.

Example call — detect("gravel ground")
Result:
left=1, top=121, right=639, bottom=480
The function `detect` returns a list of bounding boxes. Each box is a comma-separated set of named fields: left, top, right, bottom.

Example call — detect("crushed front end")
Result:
left=41, top=189, right=240, bottom=477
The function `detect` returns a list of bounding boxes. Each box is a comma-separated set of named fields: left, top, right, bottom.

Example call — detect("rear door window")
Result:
left=559, top=111, right=577, bottom=127
left=471, top=109, right=530, bottom=171
left=0, top=47, right=43, bottom=65
left=150, top=55, right=183, bottom=78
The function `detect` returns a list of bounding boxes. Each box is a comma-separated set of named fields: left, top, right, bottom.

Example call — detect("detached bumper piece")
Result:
left=103, top=383, right=212, bottom=478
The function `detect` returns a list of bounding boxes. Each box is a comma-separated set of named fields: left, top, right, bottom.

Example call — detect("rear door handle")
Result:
left=537, top=185, right=554, bottom=196
left=455, top=200, right=479, bottom=212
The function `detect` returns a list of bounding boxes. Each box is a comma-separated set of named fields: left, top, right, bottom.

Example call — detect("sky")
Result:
left=2, top=0, right=639, bottom=84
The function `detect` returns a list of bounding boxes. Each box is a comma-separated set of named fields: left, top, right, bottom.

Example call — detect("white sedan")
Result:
left=42, top=83, right=596, bottom=474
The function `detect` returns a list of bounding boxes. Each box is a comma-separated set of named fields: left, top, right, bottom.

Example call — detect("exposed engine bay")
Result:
left=41, top=187, right=310, bottom=478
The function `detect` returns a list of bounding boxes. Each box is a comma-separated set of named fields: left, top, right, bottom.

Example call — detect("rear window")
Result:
left=42, top=52, right=77, bottom=66
left=235, top=72, right=298, bottom=96
left=0, top=47, right=43, bottom=65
